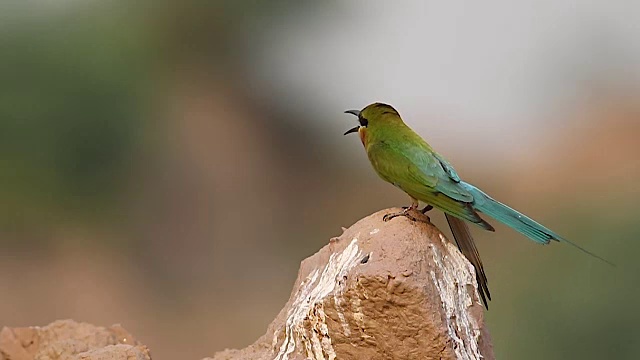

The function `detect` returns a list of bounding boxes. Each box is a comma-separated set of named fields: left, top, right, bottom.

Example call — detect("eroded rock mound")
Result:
left=208, top=208, right=493, bottom=360
left=0, top=320, right=150, bottom=360
left=1, top=209, right=494, bottom=360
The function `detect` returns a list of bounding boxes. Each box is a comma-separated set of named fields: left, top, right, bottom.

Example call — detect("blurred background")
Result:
left=1, top=1, right=639, bottom=359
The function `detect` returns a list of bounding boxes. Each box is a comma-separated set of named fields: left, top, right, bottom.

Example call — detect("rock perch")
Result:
left=0, top=319, right=150, bottom=360
left=0, top=209, right=494, bottom=360
left=209, top=208, right=494, bottom=360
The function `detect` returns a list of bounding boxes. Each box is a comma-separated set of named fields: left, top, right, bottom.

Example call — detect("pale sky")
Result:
left=250, top=0, right=640, bottom=158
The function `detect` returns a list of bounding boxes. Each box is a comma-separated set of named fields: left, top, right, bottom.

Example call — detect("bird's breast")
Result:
left=358, top=127, right=367, bottom=146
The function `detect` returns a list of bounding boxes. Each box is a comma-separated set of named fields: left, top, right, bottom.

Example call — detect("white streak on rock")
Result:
left=369, top=228, right=379, bottom=235
left=274, top=238, right=362, bottom=360
left=351, top=295, right=365, bottom=331
left=271, top=329, right=279, bottom=350
left=333, top=292, right=350, bottom=337
left=429, top=234, right=482, bottom=360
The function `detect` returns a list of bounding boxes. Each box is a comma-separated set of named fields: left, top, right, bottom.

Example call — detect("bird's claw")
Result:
left=383, top=207, right=416, bottom=222
left=383, top=205, right=433, bottom=223
left=382, top=213, right=394, bottom=222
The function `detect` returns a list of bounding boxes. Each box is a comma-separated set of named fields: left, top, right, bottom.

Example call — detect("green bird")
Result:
left=344, top=102, right=612, bottom=308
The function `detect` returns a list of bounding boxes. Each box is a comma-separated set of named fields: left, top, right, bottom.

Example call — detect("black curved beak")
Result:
left=344, top=109, right=361, bottom=135
left=343, top=126, right=359, bottom=135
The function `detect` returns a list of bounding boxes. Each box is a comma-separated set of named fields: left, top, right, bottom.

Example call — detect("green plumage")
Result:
left=344, top=102, right=612, bottom=308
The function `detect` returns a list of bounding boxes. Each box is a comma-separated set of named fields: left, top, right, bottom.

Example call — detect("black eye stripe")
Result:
left=359, top=117, right=369, bottom=127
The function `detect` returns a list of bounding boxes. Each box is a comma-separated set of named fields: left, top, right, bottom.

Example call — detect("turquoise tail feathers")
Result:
left=460, top=181, right=559, bottom=244
left=460, top=181, right=614, bottom=266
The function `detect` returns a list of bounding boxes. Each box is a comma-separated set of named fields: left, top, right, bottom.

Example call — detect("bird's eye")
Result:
left=359, top=117, right=368, bottom=127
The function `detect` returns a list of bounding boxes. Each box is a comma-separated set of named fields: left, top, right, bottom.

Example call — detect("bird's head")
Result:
left=344, top=103, right=403, bottom=144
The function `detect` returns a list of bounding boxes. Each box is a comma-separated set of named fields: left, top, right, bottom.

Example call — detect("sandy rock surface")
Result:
left=0, top=320, right=150, bottom=360
left=208, top=208, right=493, bottom=360
left=1, top=208, right=493, bottom=360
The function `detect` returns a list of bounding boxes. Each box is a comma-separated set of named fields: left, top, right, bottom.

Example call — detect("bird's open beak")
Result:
left=343, top=126, right=359, bottom=135
left=344, top=109, right=361, bottom=135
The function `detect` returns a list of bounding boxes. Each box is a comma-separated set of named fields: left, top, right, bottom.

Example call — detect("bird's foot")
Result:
left=383, top=205, right=433, bottom=223
left=383, top=210, right=411, bottom=222
left=383, top=207, right=419, bottom=222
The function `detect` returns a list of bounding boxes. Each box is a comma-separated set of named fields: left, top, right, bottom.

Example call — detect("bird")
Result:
left=344, top=102, right=612, bottom=308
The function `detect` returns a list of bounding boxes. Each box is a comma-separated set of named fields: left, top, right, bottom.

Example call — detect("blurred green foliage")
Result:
left=0, top=5, right=151, bottom=233
left=489, top=203, right=640, bottom=360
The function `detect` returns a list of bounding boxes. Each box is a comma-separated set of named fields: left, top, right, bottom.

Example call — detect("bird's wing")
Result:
left=368, top=142, right=493, bottom=230
left=368, top=141, right=438, bottom=188
left=370, top=141, right=469, bottom=197
left=433, top=152, right=461, bottom=182
left=428, top=151, right=477, bottom=199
